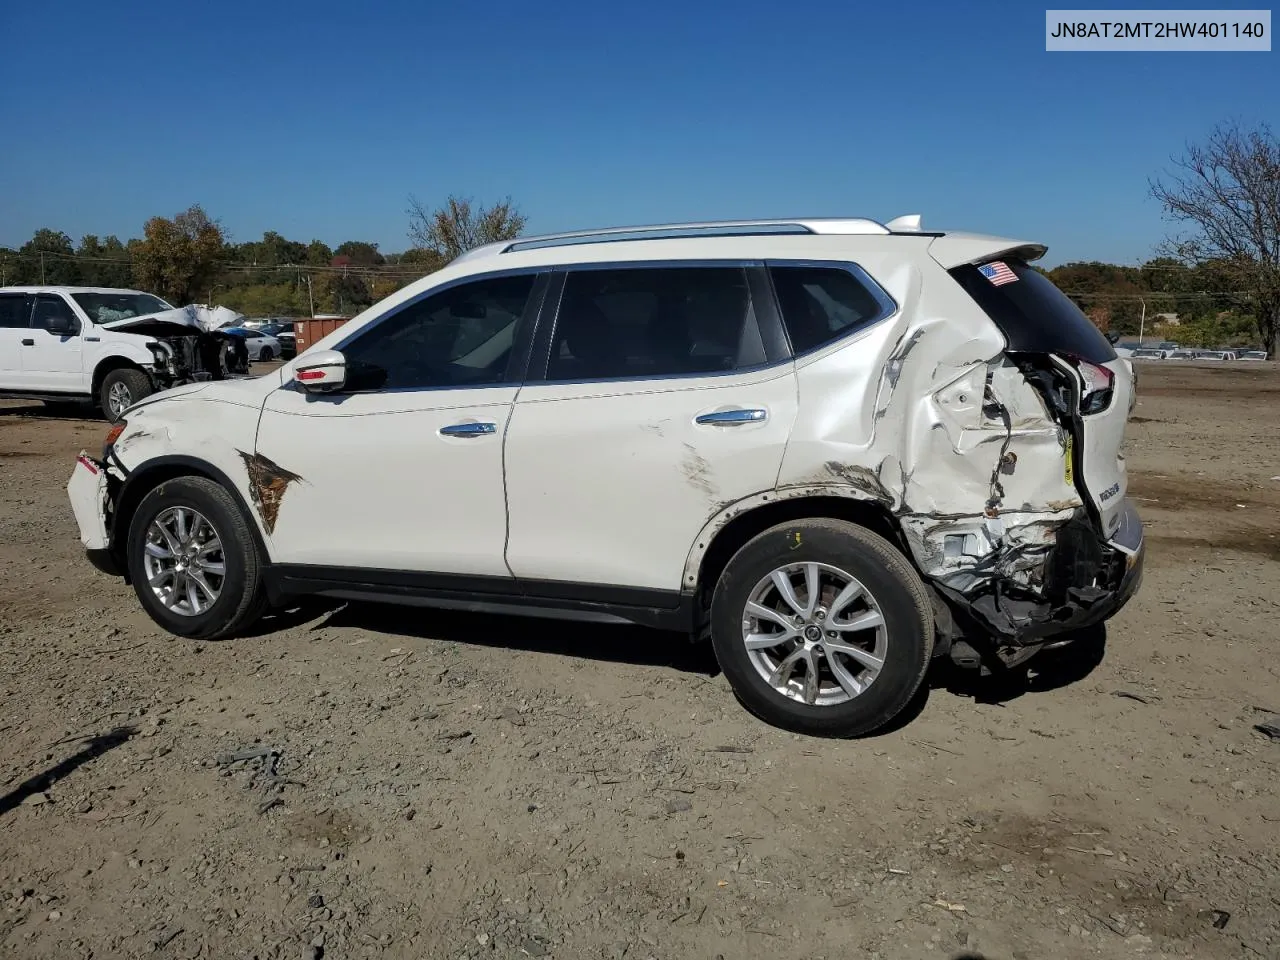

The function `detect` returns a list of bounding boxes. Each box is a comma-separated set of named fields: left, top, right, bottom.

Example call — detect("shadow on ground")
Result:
left=0, top=726, right=136, bottom=816
left=0, top=400, right=96, bottom=421
left=271, top=598, right=722, bottom=675
left=265, top=600, right=1107, bottom=724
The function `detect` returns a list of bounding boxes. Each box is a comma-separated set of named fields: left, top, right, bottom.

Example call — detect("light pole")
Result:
left=1138, top=298, right=1146, bottom=346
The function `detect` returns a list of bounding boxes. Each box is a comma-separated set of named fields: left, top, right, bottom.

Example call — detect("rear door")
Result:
left=0, top=293, right=34, bottom=386
left=502, top=264, right=797, bottom=595
left=947, top=259, right=1132, bottom=539
left=24, top=294, right=85, bottom=391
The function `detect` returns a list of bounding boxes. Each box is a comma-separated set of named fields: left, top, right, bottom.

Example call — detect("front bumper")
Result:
left=67, top=453, right=111, bottom=551
left=941, top=499, right=1144, bottom=643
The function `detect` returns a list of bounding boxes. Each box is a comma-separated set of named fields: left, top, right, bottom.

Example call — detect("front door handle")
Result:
left=695, top=408, right=767, bottom=426
left=439, top=421, right=497, bottom=438
left=20, top=338, right=34, bottom=346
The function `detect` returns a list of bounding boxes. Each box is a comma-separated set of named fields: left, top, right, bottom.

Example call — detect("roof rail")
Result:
left=449, top=218, right=893, bottom=263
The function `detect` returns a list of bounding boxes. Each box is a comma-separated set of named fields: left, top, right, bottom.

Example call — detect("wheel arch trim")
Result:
left=682, top=486, right=903, bottom=595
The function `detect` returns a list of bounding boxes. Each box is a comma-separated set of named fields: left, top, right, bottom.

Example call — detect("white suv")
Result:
left=0, top=286, right=246, bottom=420
left=67, top=217, right=1144, bottom=736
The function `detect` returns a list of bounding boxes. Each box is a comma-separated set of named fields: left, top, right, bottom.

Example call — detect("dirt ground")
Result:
left=1, top=361, right=1277, bottom=960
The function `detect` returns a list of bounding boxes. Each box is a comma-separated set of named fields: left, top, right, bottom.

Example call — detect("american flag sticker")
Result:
left=978, top=261, right=1018, bottom=286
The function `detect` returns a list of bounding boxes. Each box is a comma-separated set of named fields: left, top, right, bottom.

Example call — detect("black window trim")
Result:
left=327, top=267, right=551, bottom=395
left=524, top=259, right=784, bottom=386
left=762, top=259, right=900, bottom=360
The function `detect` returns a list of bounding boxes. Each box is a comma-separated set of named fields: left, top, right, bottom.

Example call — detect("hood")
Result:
left=102, top=304, right=245, bottom=336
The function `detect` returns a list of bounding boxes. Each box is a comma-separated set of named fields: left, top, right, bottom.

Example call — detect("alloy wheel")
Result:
left=142, top=506, right=226, bottom=616
left=741, top=561, right=888, bottom=706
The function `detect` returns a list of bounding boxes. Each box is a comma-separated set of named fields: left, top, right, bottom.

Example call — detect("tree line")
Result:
left=1, top=121, right=1275, bottom=354
left=0, top=195, right=525, bottom=319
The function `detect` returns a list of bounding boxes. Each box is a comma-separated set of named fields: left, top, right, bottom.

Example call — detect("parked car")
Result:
left=67, top=216, right=1144, bottom=737
left=1194, top=350, right=1235, bottom=361
left=221, top=327, right=283, bottom=361
left=257, top=322, right=297, bottom=359
left=1165, top=349, right=1197, bottom=360
left=0, top=286, right=247, bottom=420
left=1130, top=348, right=1166, bottom=360
left=1238, top=350, right=1268, bottom=361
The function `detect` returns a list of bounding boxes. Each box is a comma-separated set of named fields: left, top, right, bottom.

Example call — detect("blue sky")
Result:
left=1, top=0, right=1275, bottom=266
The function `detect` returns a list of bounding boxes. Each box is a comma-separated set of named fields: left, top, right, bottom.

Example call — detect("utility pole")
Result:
left=1138, top=298, right=1146, bottom=346
left=40, top=252, right=46, bottom=284
left=302, top=274, right=315, bottom=317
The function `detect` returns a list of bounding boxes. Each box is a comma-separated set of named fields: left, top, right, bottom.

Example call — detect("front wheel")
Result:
left=126, top=476, right=268, bottom=639
left=710, top=519, right=934, bottom=738
left=99, top=368, right=153, bottom=422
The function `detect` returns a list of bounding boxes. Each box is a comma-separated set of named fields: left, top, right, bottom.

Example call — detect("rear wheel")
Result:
left=99, top=368, right=153, bottom=422
left=710, top=519, right=933, bottom=737
left=126, top=476, right=268, bottom=639
left=258, top=346, right=273, bottom=362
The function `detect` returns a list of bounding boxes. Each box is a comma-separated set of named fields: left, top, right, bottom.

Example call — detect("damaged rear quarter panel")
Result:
left=771, top=251, right=1085, bottom=605
left=108, top=392, right=282, bottom=559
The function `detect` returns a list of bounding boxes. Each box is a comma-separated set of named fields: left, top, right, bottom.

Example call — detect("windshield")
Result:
left=72, top=292, right=172, bottom=324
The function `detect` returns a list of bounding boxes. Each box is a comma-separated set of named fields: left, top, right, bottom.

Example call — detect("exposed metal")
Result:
left=237, top=451, right=304, bottom=534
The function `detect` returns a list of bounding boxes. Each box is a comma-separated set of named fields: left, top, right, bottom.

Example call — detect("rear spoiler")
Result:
left=928, top=232, right=1048, bottom=270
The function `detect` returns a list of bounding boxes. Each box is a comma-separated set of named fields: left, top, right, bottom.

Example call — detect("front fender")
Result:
left=106, top=398, right=278, bottom=563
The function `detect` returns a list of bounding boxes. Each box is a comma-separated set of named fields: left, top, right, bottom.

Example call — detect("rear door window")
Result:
left=543, top=266, right=762, bottom=381
left=949, top=260, right=1117, bottom=363
left=0, top=294, right=33, bottom=328
left=768, top=265, right=895, bottom=355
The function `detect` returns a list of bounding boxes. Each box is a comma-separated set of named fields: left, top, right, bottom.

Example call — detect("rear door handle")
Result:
left=695, top=408, right=767, bottom=426
left=20, top=339, right=34, bottom=346
left=439, top=421, right=497, bottom=437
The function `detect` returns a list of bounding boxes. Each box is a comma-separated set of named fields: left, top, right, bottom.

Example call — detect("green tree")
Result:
left=131, top=205, right=227, bottom=303
left=77, top=234, right=132, bottom=287
left=333, top=240, right=384, bottom=266
left=1150, top=122, right=1280, bottom=358
left=406, top=194, right=526, bottom=262
left=14, top=229, right=80, bottom=285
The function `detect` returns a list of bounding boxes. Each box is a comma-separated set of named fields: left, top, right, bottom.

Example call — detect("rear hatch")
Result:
left=946, top=258, right=1132, bottom=541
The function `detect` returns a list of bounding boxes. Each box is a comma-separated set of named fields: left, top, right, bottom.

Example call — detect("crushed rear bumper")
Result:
left=934, top=499, right=1144, bottom=644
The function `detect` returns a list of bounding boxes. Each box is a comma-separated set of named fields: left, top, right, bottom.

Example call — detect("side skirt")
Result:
left=263, top=565, right=699, bottom=633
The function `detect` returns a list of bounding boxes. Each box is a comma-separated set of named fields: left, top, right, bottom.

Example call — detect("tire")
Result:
left=259, top=347, right=273, bottom=362
left=99, top=367, right=153, bottom=423
left=710, top=518, right=934, bottom=738
left=126, top=476, right=269, bottom=640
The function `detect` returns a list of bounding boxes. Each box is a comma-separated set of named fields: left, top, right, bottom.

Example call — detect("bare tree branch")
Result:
left=1150, top=122, right=1280, bottom=356
left=406, top=194, right=528, bottom=263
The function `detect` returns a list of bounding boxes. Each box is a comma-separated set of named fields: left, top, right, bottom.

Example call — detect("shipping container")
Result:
left=293, top=315, right=351, bottom=354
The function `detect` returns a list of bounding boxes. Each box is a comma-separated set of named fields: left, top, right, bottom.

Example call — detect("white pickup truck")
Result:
left=0, top=286, right=250, bottom=420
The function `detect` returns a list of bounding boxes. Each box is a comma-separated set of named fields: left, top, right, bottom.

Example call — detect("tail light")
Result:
left=1067, top=356, right=1115, bottom=415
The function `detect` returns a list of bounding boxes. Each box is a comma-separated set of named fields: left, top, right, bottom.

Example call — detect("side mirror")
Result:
left=294, top=349, right=347, bottom=393
left=46, top=315, right=77, bottom=336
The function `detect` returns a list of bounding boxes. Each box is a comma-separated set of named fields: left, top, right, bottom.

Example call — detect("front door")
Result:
left=257, top=271, right=547, bottom=579
left=503, top=264, right=798, bottom=594
left=24, top=294, right=84, bottom=392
